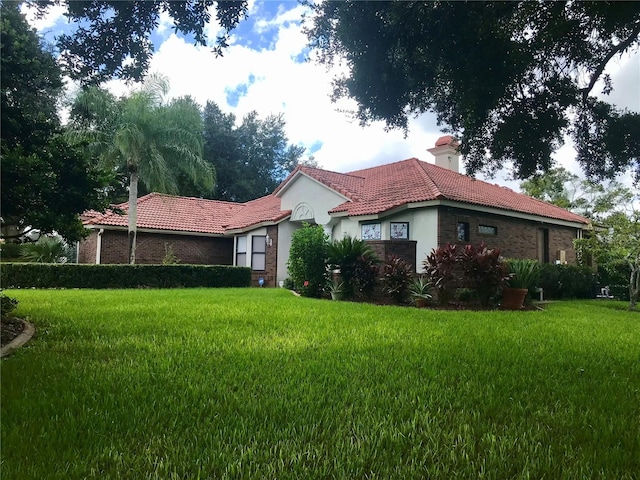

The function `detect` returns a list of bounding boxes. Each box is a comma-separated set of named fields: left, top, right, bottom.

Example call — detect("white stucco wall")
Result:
left=280, top=174, right=347, bottom=226
left=405, top=209, right=438, bottom=272
left=276, top=220, right=299, bottom=284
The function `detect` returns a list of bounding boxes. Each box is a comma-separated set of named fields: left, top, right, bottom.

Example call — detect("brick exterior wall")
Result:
left=78, top=229, right=233, bottom=265
left=365, top=240, right=418, bottom=271
left=251, top=225, right=278, bottom=287
left=78, top=231, right=98, bottom=264
left=437, top=207, right=579, bottom=264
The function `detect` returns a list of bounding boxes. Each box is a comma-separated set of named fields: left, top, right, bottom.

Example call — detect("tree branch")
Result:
left=581, top=23, right=640, bottom=102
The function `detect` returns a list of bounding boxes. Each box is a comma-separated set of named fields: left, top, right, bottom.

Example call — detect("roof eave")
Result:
left=225, top=214, right=292, bottom=234
left=83, top=224, right=228, bottom=237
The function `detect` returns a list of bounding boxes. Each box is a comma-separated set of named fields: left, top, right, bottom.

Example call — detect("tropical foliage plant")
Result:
left=327, top=236, right=379, bottom=299
left=381, top=255, right=414, bottom=304
left=352, top=254, right=380, bottom=300
left=506, top=259, right=541, bottom=290
left=458, top=243, right=510, bottom=307
left=408, top=276, right=433, bottom=300
left=423, top=243, right=458, bottom=305
left=20, top=237, right=68, bottom=263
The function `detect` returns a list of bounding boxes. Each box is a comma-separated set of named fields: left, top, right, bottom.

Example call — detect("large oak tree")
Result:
left=306, top=1, right=640, bottom=182
left=29, top=0, right=249, bottom=84
left=199, top=101, right=305, bottom=202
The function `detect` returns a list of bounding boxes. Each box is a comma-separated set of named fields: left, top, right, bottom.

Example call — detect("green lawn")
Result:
left=1, top=289, right=638, bottom=479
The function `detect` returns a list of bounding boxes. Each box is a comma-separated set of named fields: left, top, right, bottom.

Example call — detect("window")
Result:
left=252, top=236, right=266, bottom=271
left=361, top=223, right=381, bottom=240
left=478, top=224, right=497, bottom=236
left=390, top=222, right=409, bottom=240
left=457, top=222, right=469, bottom=241
left=236, top=236, right=247, bottom=267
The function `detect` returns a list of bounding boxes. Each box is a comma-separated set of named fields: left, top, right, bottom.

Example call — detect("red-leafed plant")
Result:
left=382, top=255, right=415, bottom=304
left=423, top=243, right=458, bottom=305
left=458, top=243, right=510, bottom=307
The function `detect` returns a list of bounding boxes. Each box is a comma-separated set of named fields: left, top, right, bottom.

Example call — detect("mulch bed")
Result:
left=1, top=317, right=25, bottom=348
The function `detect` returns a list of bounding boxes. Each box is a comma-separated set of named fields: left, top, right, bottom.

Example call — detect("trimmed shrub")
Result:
left=597, top=260, right=631, bottom=301
left=538, top=263, right=597, bottom=299
left=0, top=263, right=251, bottom=289
left=286, top=223, right=329, bottom=298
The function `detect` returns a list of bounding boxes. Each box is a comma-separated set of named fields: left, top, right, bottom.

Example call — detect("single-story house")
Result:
left=79, top=137, right=591, bottom=286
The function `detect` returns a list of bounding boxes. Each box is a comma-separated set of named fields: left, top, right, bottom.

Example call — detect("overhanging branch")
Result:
left=581, top=23, right=640, bottom=103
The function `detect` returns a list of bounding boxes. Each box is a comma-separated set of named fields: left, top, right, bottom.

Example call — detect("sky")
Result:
left=24, top=1, right=640, bottom=191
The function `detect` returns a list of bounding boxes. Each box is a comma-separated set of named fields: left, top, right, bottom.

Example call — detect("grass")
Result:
left=1, top=289, right=639, bottom=479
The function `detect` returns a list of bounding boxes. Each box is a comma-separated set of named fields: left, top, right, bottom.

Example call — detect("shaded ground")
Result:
left=1, top=317, right=24, bottom=348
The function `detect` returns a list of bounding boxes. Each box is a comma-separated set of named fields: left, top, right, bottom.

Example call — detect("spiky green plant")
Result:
left=327, top=236, right=380, bottom=298
left=20, top=237, right=67, bottom=263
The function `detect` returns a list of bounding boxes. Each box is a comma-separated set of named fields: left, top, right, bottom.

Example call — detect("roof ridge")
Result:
left=148, top=192, right=241, bottom=206
left=305, top=165, right=365, bottom=180
left=411, top=158, right=445, bottom=199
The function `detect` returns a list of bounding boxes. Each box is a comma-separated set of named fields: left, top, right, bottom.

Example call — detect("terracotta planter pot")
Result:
left=414, top=298, right=428, bottom=308
left=502, top=287, right=528, bottom=310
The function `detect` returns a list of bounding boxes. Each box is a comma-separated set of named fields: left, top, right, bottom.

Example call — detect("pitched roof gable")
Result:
left=275, top=165, right=364, bottom=201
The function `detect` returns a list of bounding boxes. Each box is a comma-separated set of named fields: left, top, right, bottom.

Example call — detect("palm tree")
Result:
left=68, top=74, right=214, bottom=263
left=20, top=236, right=69, bottom=263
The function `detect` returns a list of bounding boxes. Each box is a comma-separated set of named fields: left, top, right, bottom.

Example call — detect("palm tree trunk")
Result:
left=128, top=170, right=139, bottom=264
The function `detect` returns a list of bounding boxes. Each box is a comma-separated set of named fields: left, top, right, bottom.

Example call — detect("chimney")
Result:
left=427, top=135, right=460, bottom=173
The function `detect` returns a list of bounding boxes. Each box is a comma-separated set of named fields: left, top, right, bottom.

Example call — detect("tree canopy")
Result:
left=520, top=167, right=633, bottom=220
left=1, top=2, right=110, bottom=242
left=30, top=0, right=249, bottom=84
left=307, top=1, right=640, bottom=182
left=200, top=101, right=305, bottom=202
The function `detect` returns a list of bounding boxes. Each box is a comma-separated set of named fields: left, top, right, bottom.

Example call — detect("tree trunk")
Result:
left=128, top=170, right=139, bottom=264
left=629, top=264, right=639, bottom=311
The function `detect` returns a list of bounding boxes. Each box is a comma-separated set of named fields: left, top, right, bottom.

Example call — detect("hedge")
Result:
left=538, top=263, right=598, bottom=299
left=0, top=263, right=251, bottom=289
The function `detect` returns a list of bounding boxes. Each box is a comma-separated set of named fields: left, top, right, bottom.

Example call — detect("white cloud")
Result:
left=20, top=3, right=66, bottom=31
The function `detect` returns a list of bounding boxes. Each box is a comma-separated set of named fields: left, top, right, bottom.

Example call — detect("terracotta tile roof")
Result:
left=85, top=158, right=588, bottom=235
left=301, top=158, right=588, bottom=224
left=84, top=193, right=244, bottom=234
left=84, top=192, right=290, bottom=234
left=224, top=194, right=291, bottom=230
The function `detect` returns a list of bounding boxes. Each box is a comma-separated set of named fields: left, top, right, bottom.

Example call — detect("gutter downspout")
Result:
left=96, top=228, right=104, bottom=264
